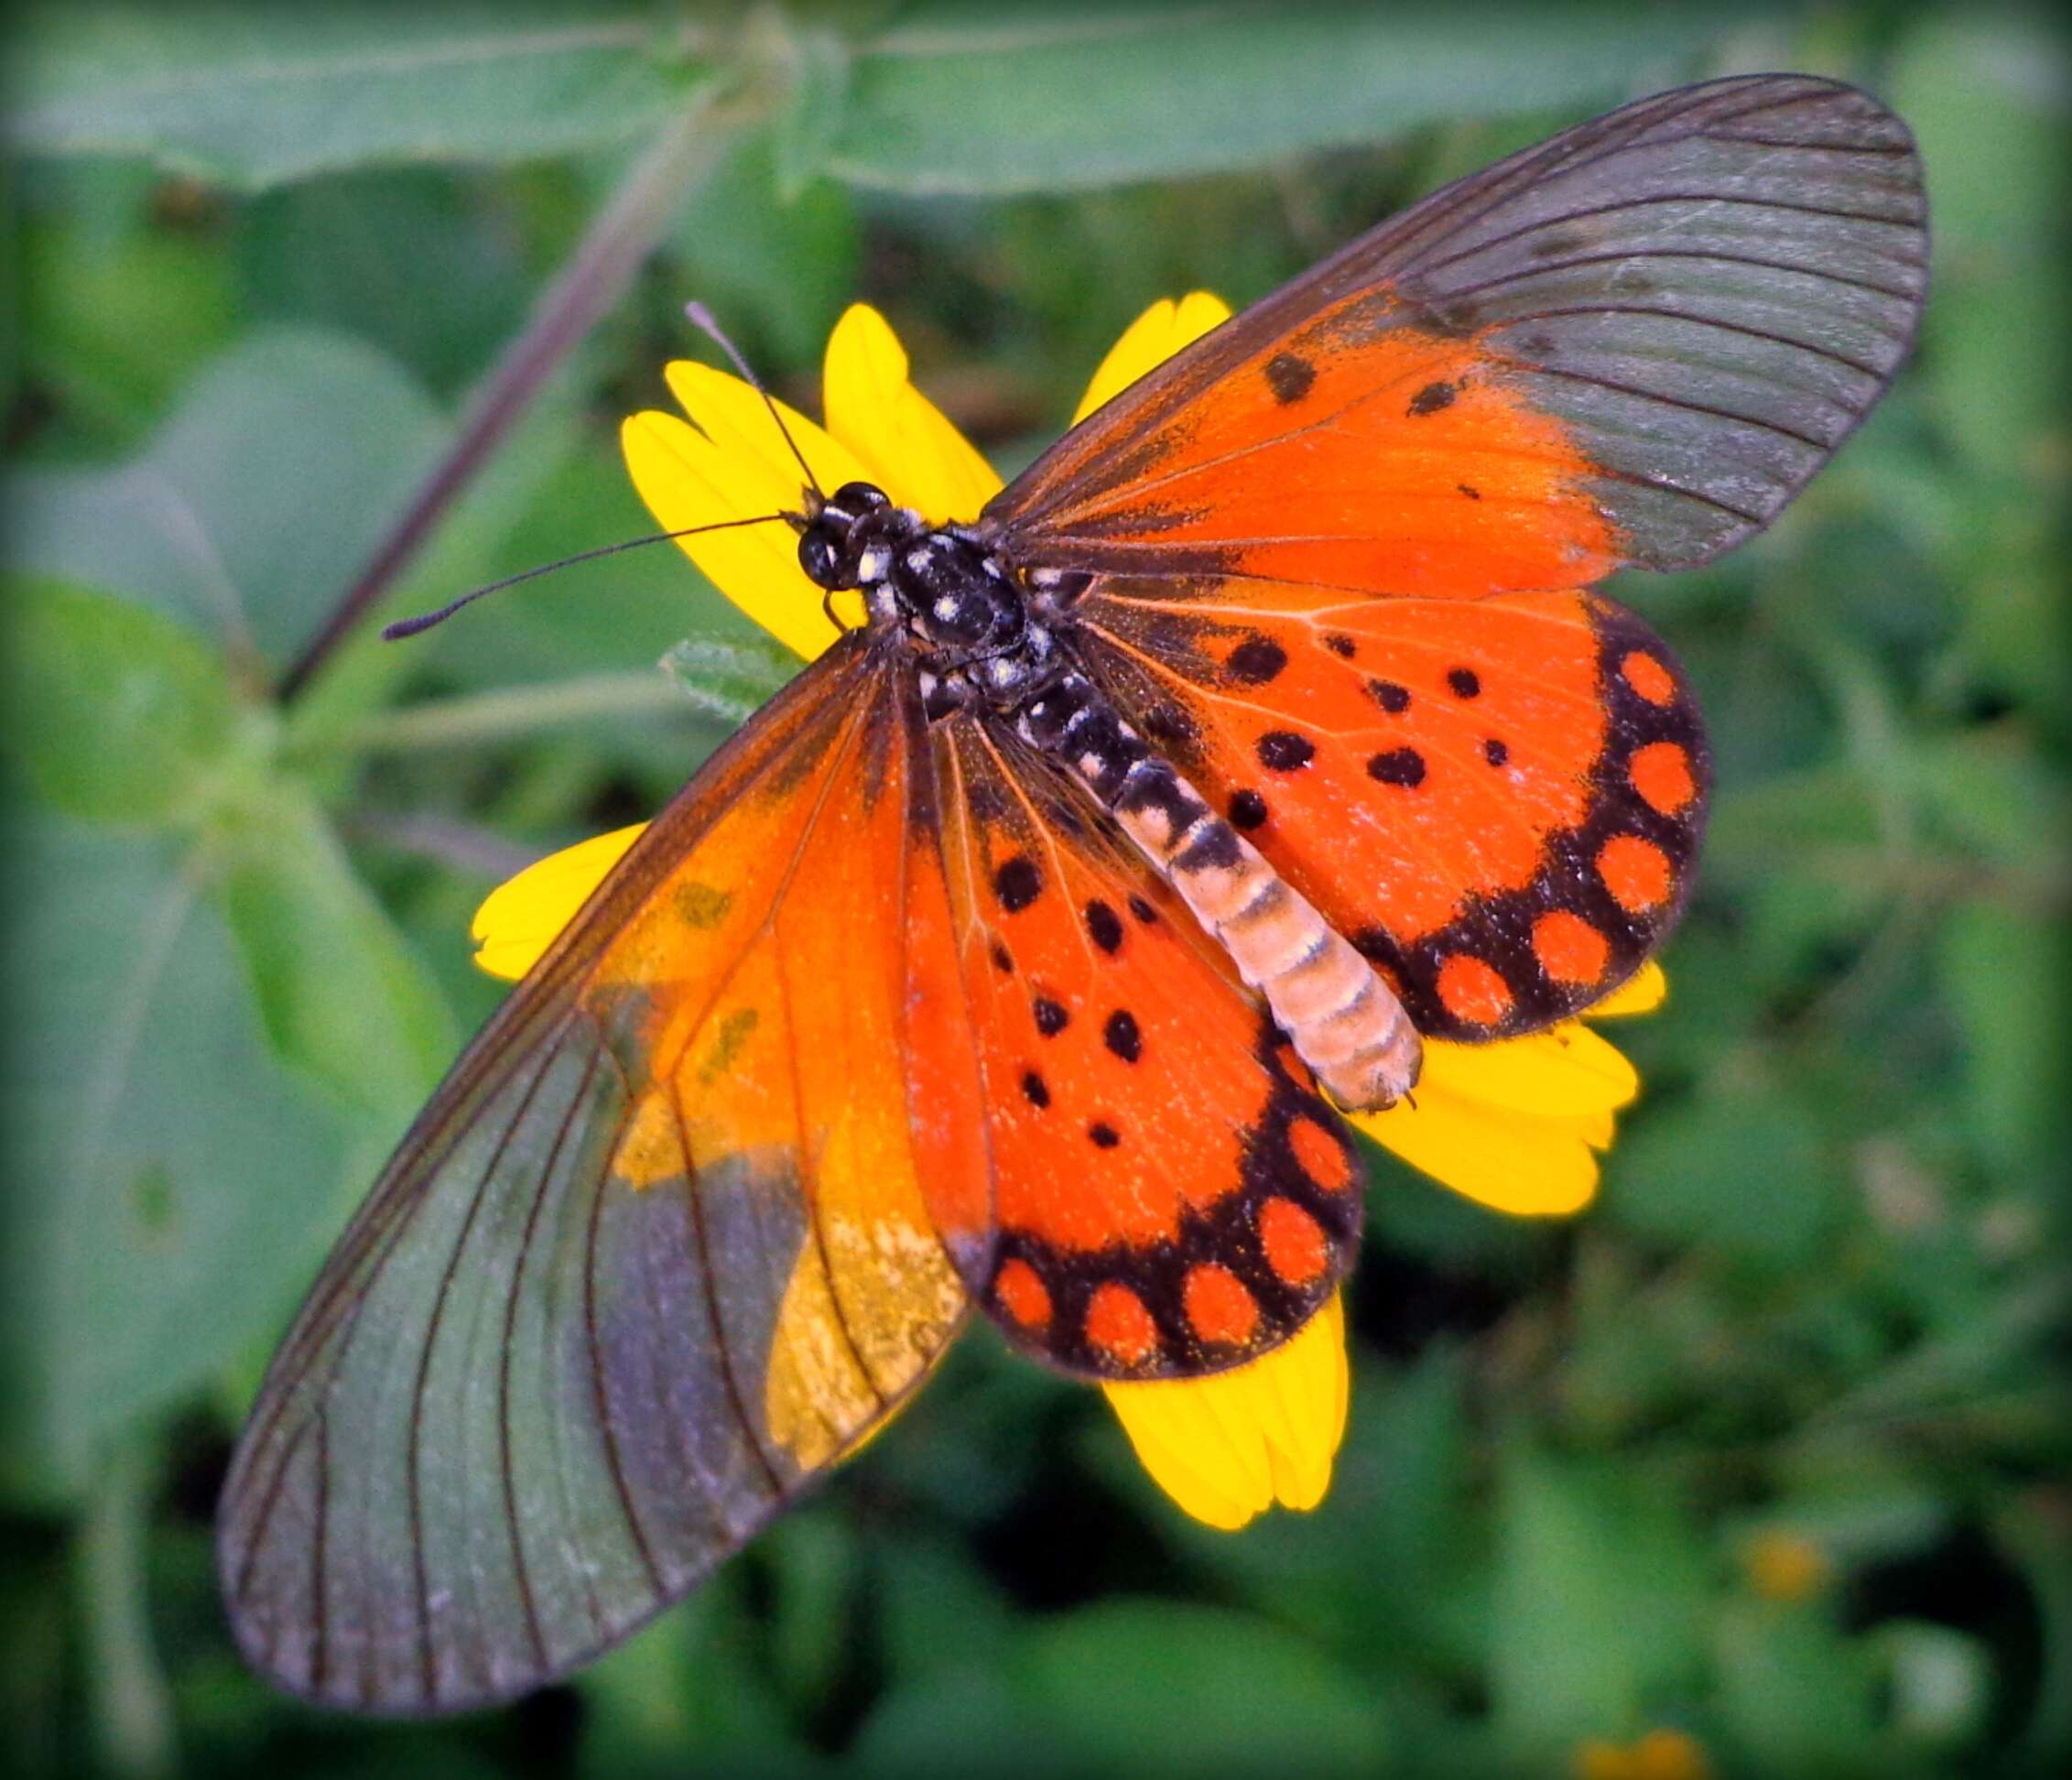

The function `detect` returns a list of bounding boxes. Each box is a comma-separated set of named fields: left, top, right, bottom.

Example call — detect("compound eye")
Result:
left=831, top=480, right=888, bottom=511
left=797, top=532, right=841, bottom=586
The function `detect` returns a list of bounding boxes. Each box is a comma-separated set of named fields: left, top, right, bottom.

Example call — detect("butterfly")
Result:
left=219, top=75, right=1927, bottom=1711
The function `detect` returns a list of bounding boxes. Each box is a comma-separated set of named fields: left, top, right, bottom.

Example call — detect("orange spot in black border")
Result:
left=1286, top=1115, right=1353, bottom=1193
left=1532, top=910, right=1610, bottom=985
left=1597, top=834, right=1672, bottom=912
left=1620, top=649, right=1676, bottom=705
left=1184, top=1264, right=1260, bottom=1346
left=1437, top=953, right=1513, bottom=1025
left=994, top=1259, right=1051, bottom=1330
left=1259, top=1197, right=1329, bottom=1286
left=1086, top=1282, right=1157, bottom=1366
left=1629, top=741, right=1697, bottom=816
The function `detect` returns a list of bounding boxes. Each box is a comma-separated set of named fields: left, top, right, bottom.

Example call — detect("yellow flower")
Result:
left=1344, top=961, right=1665, bottom=1218
left=1573, top=1728, right=1713, bottom=1780
left=469, top=294, right=1662, bottom=1532
left=1742, top=1527, right=1833, bottom=1602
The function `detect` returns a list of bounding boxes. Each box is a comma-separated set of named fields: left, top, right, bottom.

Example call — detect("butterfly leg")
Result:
left=1015, top=670, right=1420, bottom=1111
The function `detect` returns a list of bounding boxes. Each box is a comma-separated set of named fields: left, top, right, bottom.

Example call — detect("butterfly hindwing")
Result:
left=1071, top=580, right=1707, bottom=1041
left=987, top=74, right=1927, bottom=592
left=930, top=713, right=1362, bottom=1380
left=217, top=638, right=988, bottom=1713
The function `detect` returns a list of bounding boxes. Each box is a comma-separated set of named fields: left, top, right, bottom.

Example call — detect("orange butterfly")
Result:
left=219, top=76, right=1927, bottom=1710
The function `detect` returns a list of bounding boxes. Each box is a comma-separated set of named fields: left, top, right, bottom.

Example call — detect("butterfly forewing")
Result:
left=218, top=638, right=987, bottom=1713
left=987, top=74, right=1927, bottom=589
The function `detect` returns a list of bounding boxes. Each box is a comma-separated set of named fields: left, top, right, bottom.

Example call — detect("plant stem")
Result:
left=344, top=668, right=713, bottom=753
left=78, top=1445, right=173, bottom=1780
left=276, top=78, right=764, bottom=703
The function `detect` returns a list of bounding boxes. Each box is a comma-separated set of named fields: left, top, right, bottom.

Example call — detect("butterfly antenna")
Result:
left=683, top=299, right=824, bottom=505
left=380, top=513, right=789, bottom=639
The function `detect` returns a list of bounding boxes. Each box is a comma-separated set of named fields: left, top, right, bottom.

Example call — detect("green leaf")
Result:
left=1889, top=9, right=2072, bottom=481
left=1015, top=1599, right=1388, bottom=1772
left=1937, top=900, right=2070, bottom=1177
left=0, top=578, right=242, bottom=825
left=0, top=807, right=347, bottom=1502
left=16, top=164, right=240, bottom=454
left=215, top=787, right=455, bottom=1124
left=1488, top=1443, right=1709, bottom=1758
left=1714, top=1596, right=1880, bottom=1772
left=3, top=326, right=450, bottom=669
left=659, top=635, right=797, bottom=726
left=234, top=167, right=537, bottom=397
left=1605, top=1088, right=1847, bottom=1274
left=7, top=0, right=709, bottom=191
left=823, top=0, right=1762, bottom=194
left=671, top=129, right=862, bottom=367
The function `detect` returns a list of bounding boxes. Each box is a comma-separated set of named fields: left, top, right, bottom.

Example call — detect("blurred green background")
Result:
left=3, top=3, right=2067, bottom=1775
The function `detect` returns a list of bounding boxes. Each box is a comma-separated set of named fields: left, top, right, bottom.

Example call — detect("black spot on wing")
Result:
left=1085, top=899, right=1124, bottom=953
left=1226, top=635, right=1288, bottom=684
left=994, top=854, right=1042, bottom=912
left=1102, top=1010, right=1142, bottom=1063
left=1228, top=788, right=1269, bottom=830
left=1264, top=352, right=1316, bottom=404
left=1408, top=379, right=1459, bottom=416
left=1256, top=731, right=1315, bottom=772
left=1367, top=748, right=1427, bottom=787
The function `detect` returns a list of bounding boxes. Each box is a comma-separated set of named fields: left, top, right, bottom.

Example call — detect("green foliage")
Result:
left=2, top=2, right=2067, bottom=1776
left=0, top=580, right=240, bottom=824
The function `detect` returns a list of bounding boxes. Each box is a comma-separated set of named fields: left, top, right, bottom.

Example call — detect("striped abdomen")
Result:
left=1015, top=672, right=1420, bottom=1111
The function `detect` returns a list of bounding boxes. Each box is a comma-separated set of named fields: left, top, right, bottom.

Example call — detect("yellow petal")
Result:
left=1102, top=1292, right=1348, bottom=1531
left=1072, top=290, right=1232, bottom=424
left=1346, top=1086, right=1602, bottom=1218
left=624, top=356, right=875, bottom=663
left=1588, top=959, right=1667, bottom=1018
left=821, top=304, right=1003, bottom=523
left=1417, top=1023, right=1638, bottom=1122
left=470, top=822, right=648, bottom=980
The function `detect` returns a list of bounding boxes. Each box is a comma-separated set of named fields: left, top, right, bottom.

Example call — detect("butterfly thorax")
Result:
left=796, top=479, right=1072, bottom=718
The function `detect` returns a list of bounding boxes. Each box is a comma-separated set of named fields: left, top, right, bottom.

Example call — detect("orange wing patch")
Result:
left=1003, top=293, right=1619, bottom=598
left=1075, top=581, right=1708, bottom=1041
left=932, top=717, right=1361, bottom=1379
